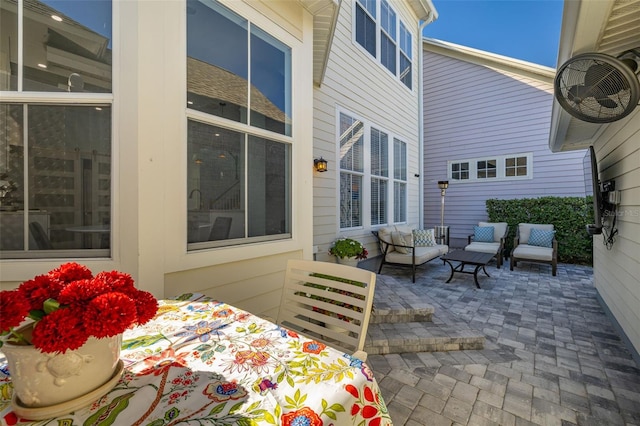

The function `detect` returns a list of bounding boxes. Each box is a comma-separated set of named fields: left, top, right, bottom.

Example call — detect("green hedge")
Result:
left=486, top=196, right=593, bottom=265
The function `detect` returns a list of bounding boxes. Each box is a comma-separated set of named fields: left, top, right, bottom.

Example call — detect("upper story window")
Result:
left=354, top=0, right=413, bottom=89
left=0, top=0, right=113, bottom=260
left=339, top=109, right=407, bottom=230
left=448, top=153, right=533, bottom=182
left=186, top=0, right=292, bottom=250
left=187, top=0, right=291, bottom=136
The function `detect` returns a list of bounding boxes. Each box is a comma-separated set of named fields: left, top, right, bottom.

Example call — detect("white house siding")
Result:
left=313, top=0, right=427, bottom=261
left=591, top=109, right=640, bottom=361
left=0, top=1, right=315, bottom=319
left=423, top=41, right=587, bottom=248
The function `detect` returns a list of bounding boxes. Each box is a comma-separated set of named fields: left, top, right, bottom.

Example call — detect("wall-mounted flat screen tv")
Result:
left=584, top=145, right=603, bottom=236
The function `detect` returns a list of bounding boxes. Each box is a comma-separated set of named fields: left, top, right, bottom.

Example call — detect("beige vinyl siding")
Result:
left=313, top=0, right=423, bottom=260
left=592, top=108, right=640, bottom=355
left=165, top=250, right=302, bottom=319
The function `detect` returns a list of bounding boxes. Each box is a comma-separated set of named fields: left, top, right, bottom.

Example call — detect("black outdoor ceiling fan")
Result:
left=554, top=48, right=640, bottom=123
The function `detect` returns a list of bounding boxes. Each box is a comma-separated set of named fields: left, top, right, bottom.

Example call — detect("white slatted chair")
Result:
left=276, top=259, right=376, bottom=361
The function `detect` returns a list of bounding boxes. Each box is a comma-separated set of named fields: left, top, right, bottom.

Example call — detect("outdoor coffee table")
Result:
left=440, top=250, right=495, bottom=288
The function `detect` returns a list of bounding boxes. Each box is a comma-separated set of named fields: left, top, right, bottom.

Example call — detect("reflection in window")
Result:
left=355, top=0, right=376, bottom=57
left=0, top=104, right=111, bottom=258
left=340, top=113, right=364, bottom=228
left=370, top=128, right=388, bottom=226
left=506, top=156, right=527, bottom=177
left=452, top=162, right=469, bottom=180
left=477, top=159, right=497, bottom=179
left=0, top=0, right=112, bottom=92
left=393, top=138, right=407, bottom=223
left=186, top=120, right=290, bottom=249
left=380, top=0, right=396, bottom=75
left=187, top=0, right=291, bottom=136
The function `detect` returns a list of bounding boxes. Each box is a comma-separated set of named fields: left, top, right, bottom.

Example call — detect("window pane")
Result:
left=0, top=0, right=18, bottom=90
left=340, top=173, right=362, bottom=228
left=22, top=0, right=112, bottom=92
left=380, top=0, right=396, bottom=38
left=360, top=0, right=376, bottom=17
left=370, top=178, right=387, bottom=226
left=478, top=159, right=496, bottom=179
left=355, top=3, right=376, bottom=57
left=0, top=104, right=111, bottom=257
left=247, top=136, right=290, bottom=237
left=339, top=113, right=364, bottom=172
left=380, top=34, right=396, bottom=74
left=187, top=121, right=245, bottom=244
left=250, top=25, right=292, bottom=136
left=394, top=138, right=406, bottom=181
left=370, top=128, right=388, bottom=177
left=394, top=182, right=406, bottom=222
left=399, top=22, right=411, bottom=58
left=187, top=0, right=248, bottom=123
left=400, top=53, right=411, bottom=89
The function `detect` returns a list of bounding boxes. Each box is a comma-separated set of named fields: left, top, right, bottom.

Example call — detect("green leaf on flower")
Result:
left=330, top=403, right=345, bottom=412
left=229, top=401, right=244, bottom=414
left=286, top=375, right=294, bottom=387
left=326, top=411, right=337, bottom=420
left=194, top=344, right=213, bottom=352
left=83, top=392, right=134, bottom=426
left=121, top=334, right=165, bottom=350
left=209, top=402, right=226, bottom=415
left=146, top=420, right=164, bottom=426
left=28, top=309, right=45, bottom=321
left=236, top=327, right=246, bottom=333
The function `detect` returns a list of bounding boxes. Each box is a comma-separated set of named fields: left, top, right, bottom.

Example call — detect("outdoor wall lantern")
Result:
left=314, top=157, right=328, bottom=172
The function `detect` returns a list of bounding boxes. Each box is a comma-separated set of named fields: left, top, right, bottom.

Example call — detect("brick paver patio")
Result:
left=363, top=259, right=640, bottom=425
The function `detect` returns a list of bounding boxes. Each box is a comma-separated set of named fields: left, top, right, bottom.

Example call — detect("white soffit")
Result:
left=299, top=0, right=340, bottom=87
left=549, top=0, right=640, bottom=152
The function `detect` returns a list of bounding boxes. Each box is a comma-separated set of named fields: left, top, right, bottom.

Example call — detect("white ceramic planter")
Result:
left=336, top=256, right=359, bottom=267
left=2, top=329, right=122, bottom=409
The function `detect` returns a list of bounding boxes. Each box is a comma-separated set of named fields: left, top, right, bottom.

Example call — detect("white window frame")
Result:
left=447, top=153, right=533, bottom=182
left=0, top=0, right=115, bottom=261
left=352, top=0, right=413, bottom=90
left=337, top=107, right=407, bottom=231
left=186, top=0, right=294, bottom=251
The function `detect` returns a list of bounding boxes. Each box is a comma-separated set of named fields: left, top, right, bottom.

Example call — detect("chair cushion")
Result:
left=464, top=241, right=500, bottom=255
left=413, top=229, right=436, bottom=247
left=518, top=223, right=554, bottom=244
left=377, top=227, right=395, bottom=253
left=385, top=245, right=448, bottom=265
left=479, top=221, right=507, bottom=242
left=513, top=244, right=553, bottom=261
left=391, top=231, right=413, bottom=254
left=474, top=226, right=494, bottom=243
left=528, top=228, right=555, bottom=248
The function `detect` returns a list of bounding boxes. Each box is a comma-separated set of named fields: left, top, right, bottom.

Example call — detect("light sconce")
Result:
left=314, top=157, right=328, bottom=172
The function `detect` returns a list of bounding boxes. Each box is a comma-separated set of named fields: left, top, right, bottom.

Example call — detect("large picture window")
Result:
left=187, top=0, right=291, bottom=136
left=354, top=0, right=413, bottom=89
left=0, top=0, right=113, bottom=259
left=186, top=0, right=292, bottom=250
left=448, top=153, right=533, bottom=182
left=339, top=110, right=407, bottom=230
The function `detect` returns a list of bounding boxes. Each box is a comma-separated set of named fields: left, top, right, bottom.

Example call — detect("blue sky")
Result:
left=423, top=0, right=565, bottom=68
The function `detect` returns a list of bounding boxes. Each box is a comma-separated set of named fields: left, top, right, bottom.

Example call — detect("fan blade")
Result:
left=584, top=63, right=630, bottom=96
left=596, top=97, right=619, bottom=109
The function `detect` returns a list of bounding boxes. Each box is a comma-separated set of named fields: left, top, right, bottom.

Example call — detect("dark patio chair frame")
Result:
left=510, top=227, right=558, bottom=276
left=466, top=224, right=509, bottom=268
left=371, top=231, right=441, bottom=283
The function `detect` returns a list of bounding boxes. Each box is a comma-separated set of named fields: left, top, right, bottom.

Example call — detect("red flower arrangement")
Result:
left=0, top=262, right=158, bottom=354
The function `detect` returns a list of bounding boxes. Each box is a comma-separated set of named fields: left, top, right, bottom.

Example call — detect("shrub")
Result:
left=486, top=196, right=593, bottom=264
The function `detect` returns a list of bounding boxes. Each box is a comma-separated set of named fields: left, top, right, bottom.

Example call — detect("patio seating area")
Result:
left=359, top=259, right=640, bottom=425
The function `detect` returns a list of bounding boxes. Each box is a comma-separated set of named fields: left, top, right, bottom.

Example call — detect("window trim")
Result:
left=336, top=107, right=408, bottom=231
left=447, top=153, right=533, bottom=182
left=352, top=0, right=413, bottom=90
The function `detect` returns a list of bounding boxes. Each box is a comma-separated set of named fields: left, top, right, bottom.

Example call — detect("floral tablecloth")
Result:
left=1, top=293, right=392, bottom=425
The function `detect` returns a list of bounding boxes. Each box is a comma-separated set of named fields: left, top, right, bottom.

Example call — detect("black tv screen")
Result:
left=584, top=146, right=603, bottom=235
